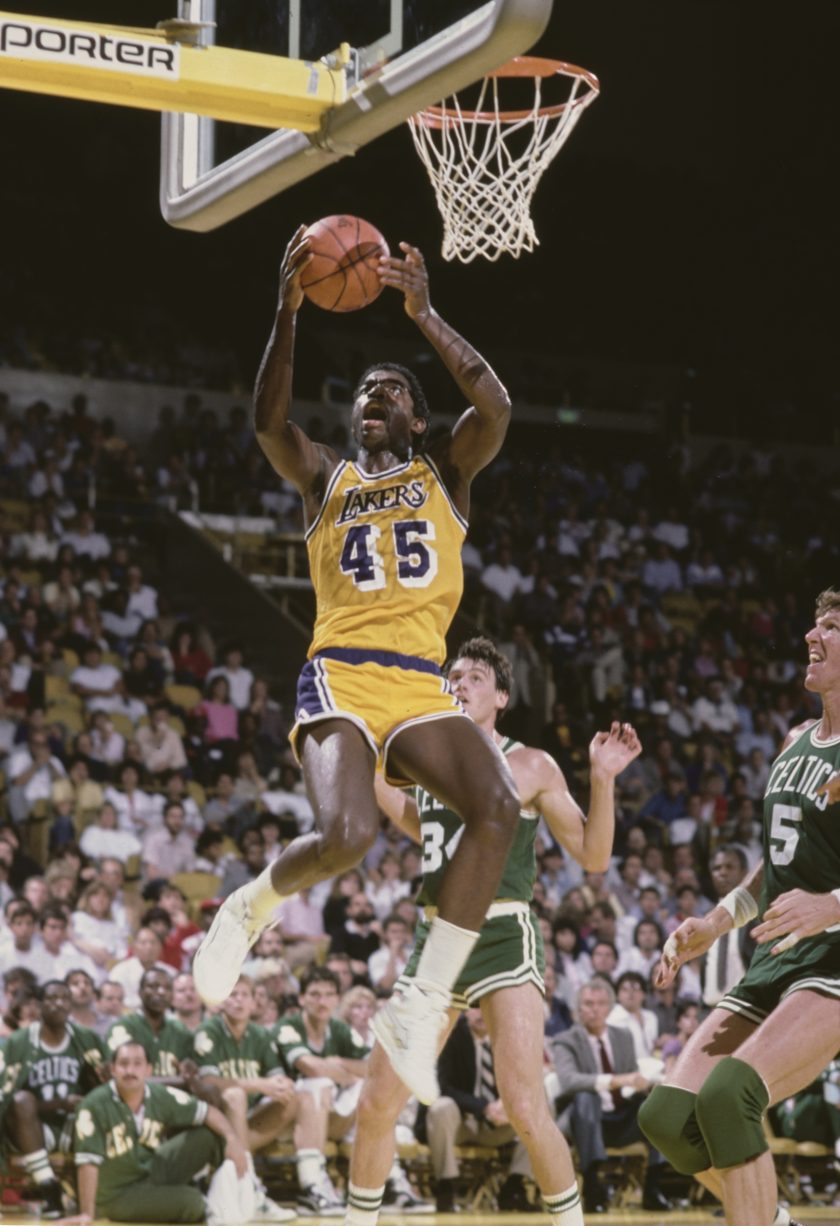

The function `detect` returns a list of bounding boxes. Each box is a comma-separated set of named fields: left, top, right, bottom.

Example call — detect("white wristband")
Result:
left=719, top=885, right=759, bottom=929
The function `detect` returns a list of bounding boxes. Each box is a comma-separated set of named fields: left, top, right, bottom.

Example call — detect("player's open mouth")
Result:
left=363, top=405, right=388, bottom=423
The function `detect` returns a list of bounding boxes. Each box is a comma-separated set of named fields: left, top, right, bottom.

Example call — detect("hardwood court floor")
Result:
left=36, top=1212, right=837, bottom=1226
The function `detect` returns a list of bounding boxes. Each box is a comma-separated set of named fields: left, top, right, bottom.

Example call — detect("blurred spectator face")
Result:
left=325, top=956, right=353, bottom=993
left=254, top=929, right=284, bottom=959
left=163, top=805, right=185, bottom=836
left=543, top=963, right=557, bottom=998
left=99, top=859, right=124, bottom=893
left=67, top=970, right=96, bottom=1008
left=710, top=849, right=745, bottom=898
left=242, top=832, right=266, bottom=870
left=134, top=927, right=163, bottom=967
left=464, top=1005, right=488, bottom=1038
left=553, top=925, right=578, bottom=955
left=678, top=1004, right=700, bottom=1038
left=590, top=942, right=618, bottom=975
left=347, top=893, right=376, bottom=925
left=98, top=982, right=126, bottom=1017
left=23, top=877, right=48, bottom=912
left=215, top=773, right=234, bottom=799
left=635, top=921, right=661, bottom=953
left=577, top=984, right=613, bottom=1035
left=10, top=908, right=36, bottom=949
left=345, top=990, right=376, bottom=1035
left=617, top=977, right=646, bottom=1014
left=41, top=914, right=68, bottom=954
left=336, top=870, right=363, bottom=898
left=172, top=973, right=200, bottom=1016
left=620, top=854, right=643, bottom=886
left=672, top=844, right=695, bottom=871
left=638, top=888, right=661, bottom=919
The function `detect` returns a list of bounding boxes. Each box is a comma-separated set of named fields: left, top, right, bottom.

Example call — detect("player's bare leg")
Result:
left=718, top=991, right=840, bottom=1225
left=194, top=720, right=379, bottom=1005
left=372, top=716, right=518, bottom=1103
left=483, top=985, right=582, bottom=1223
left=345, top=1012, right=458, bottom=1225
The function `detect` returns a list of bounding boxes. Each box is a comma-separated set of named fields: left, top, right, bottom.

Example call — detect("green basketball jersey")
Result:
left=192, top=1013, right=283, bottom=1104
left=270, top=1013, right=369, bottom=1078
left=75, top=1081, right=206, bottom=1206
left=416, top=736, right=538, bottom=908
left=1, top=1021, right=104, bottom=1107
left=750, top=722, right=840, bottom=980
left=106, top=1012, right=193, bottom=1079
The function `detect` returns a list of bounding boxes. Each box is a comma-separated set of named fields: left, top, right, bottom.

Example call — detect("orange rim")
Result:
left=412, top=55, right=600, bottom=128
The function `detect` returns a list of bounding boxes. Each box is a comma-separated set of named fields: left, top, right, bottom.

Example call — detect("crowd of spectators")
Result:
left=2, top=383, right=840, bottom=1212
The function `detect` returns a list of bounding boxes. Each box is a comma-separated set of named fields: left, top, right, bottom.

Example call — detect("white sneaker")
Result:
left=252, top=1192, right=297, bottom=1221
left=193, top=888, right=266, bottom=1005
left=371, top=982, right=449, bottom=1105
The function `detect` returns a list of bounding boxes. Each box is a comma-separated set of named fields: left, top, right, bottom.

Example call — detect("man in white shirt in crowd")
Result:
left=367, top=913, right=414, bottom=993
left=691, top=677, right=740, bottom=736
left=104, top=763, right=159, bottom=837
left=59, top=509, right=111, bottom=560
left=70, top=643, right=124, bottom=714
left=135, top=703, right=188, bottom=776
left=30, top=903, right=100, bottom=985
left=7, top=728, right=66, bottom=823
left=142, top=801, right=196, bottom=880
left=0, top=900, right=44, bottom=977
left=125, top=565, right=159, bottom=621
left=108, top=925, right=172, bottom=1008
left=206, top=643, right=254, bottom=711
left=79, top=801, right=143, bottom=866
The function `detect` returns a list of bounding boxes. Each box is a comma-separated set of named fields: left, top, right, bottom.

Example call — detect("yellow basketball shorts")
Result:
left=289, top=646, right=465, bottom=785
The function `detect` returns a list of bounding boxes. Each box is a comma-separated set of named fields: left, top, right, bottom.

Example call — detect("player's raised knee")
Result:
left=316, top=817, right=378, bottom=875
left=638, top=1085, right=711, bottom=1175
left=694, top=1056, right=770, bottom=1169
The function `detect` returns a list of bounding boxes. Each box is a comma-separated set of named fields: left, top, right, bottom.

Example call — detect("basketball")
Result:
left=300, top=215, right=389, bottom=312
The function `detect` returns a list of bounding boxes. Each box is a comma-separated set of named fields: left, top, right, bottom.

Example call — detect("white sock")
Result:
left=297, top=1148, right=325, bottom=1190
left=544, top=1183, right=584, bottom=1226
left=345, top=1181, right=385, bottom=1226
left=240, top=865, right=284, bottom=923
left=413, top=916, right=478, bottom=996
left=21, top=1149, right=54, bottom=1187
left=773, top=1207, right=791, bottom=1226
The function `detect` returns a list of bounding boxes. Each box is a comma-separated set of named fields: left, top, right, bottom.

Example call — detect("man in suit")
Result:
left=700, top=846, right=756, bottom=1009
left=551, top=979, right=670, bottom=1213
left=417, top=1008, right=532, bottom=1212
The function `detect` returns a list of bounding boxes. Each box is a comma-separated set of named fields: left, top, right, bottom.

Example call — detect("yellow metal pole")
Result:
left=0, top=10, right=347, bottom=129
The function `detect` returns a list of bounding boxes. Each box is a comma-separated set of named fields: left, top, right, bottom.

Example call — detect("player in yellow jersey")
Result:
left=195, top=228, right=520, bottom=1106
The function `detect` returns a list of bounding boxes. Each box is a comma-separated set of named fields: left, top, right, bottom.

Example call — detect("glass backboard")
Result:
left=160, top=0, right=553, bottom=231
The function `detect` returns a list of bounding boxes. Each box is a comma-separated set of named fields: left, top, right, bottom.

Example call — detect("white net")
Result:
left=408, top=63, right=599, bottom=263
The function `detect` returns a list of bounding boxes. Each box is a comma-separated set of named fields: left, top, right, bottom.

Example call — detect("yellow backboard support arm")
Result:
left=0, top=11, right=347, bottom=130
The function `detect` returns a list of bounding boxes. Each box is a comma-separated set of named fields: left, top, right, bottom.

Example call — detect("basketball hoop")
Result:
left=408, top=56, right=600, bottom=263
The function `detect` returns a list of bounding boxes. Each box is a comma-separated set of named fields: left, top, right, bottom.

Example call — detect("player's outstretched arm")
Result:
left=523, top=722, right=640, bottom=873
left=378, top=242, right=511, bottom=482
left=254, top=225, right=338, bottom=495
left=655, top=861, right=765, bottom=988
left=373, top=773, right=421, bottom=843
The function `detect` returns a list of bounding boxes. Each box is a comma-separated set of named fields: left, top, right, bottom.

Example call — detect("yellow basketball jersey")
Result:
left=306, top=455, right=466, bottom=664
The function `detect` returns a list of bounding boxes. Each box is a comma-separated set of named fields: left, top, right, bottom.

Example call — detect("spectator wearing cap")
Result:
left=135, top=702, right=188, bottom=776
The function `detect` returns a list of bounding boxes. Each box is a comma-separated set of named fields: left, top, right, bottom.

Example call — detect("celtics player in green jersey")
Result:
left=345, top=636, right=641, bottom=1226
left=641, top=587, right=840, bottom=1226
left=0, top=979, right=106, bottom=1218
left=74, top=1039, right=247, bottom=1224
left=105, top=968, right=194, bottom=1083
